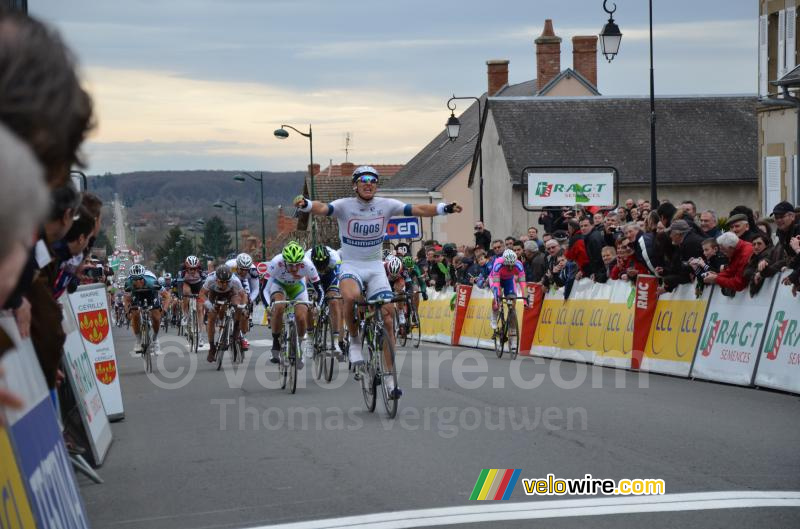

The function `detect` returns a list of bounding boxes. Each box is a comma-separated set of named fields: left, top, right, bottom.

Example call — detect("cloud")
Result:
left=81, top=66, right=450, bottom=173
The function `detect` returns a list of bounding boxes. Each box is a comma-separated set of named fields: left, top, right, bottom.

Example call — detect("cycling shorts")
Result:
left=495, top=278, right=517, bottom=298
left=132, top=289, right=161, bottom=310
left=183, top=280, right=202, bottom=296
left=340, top=260, right=393, bottom=302
left=319, top=269, right=340, bottom=293
left=268, top=280, right=308, bottom=302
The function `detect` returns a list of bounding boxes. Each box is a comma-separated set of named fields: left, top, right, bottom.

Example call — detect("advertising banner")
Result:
left=530, top=279, right=597, bottom=363
left=754, top=272, right=800, bottom=394
left=0, top=316, right=90, bottom=529
left=61, top=296, right=113, bottom=465
left=527, top=172, right=614, bottom=207
left=691, top=276, right=780, bottom=386
left=457, top=287, right=496, bottom=350
left=69, top=283, right=124, bottom=420
left=631, top=275, right=659, bottom=369
left=518, top=285, right=545, bottom=356
left=451, top=284, right=472, bottom=346
left=640, top=282, right=709, bottom=377
left=593, top=280, right=636, bottom=369
left=418, top=289, right=454, bottom=344
left=0, top=427, right=37, bottom=528
left=384, top=217, right=421, bottom=240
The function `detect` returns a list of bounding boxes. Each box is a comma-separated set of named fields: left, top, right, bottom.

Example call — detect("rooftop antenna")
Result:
left=342, top=132, right=354, bottom=162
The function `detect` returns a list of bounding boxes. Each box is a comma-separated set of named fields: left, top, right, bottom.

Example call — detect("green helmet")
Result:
left=402, top=256, right=414, bottom=269
left=310, top=244, right=330, bottom=268
left=282, top=241, right=304, bottom=264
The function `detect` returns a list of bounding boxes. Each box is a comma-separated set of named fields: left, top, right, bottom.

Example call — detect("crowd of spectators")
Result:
left=0, top=9, right=114, bottom=437
left=391, top=197, right=800, bottom=301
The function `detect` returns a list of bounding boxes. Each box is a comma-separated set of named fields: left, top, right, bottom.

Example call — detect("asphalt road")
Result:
left=79, top=319, right=800, bottom=529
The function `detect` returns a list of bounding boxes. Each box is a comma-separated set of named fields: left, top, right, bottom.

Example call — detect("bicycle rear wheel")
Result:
left=142, top=320, right=152, bottom=373
left=324, top=321, right=336, bottom=383
left=397, top=309, right=408, bottom=348
left=378, top=330, right=399, bottom=419
left=313, top=313, right=326, bottom=380
left=361, top=332, right=376, bottom=412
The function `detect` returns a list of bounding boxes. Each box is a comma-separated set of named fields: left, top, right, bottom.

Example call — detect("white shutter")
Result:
left=794, top=155, right=799, bottom=205
left=788, top=7, right=797, bottom=71
left=760, top=15, right=769, bottom=96
left=779, top=10, right=787, bottom=78
left=764, top=156, right=783, bottom=215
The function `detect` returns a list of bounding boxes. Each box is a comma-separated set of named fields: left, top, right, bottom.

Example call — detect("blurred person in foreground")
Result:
left=0, top=123, right=49, bottom=421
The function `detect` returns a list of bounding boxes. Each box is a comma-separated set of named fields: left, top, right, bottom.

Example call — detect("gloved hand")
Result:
left=422, top=291, right=428, bottom=301
left=203, top=299, right=213, bottom=311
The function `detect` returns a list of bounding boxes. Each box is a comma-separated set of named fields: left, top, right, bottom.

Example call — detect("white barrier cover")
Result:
left=557, top=279, right=608, bottom=364
left=754, top=271, right=800, bottom=394
left=691, top=276, right=780, bottom=386
left=61, top=296, right=112, bottom=465
left=69, top=283, right=124, bottom=419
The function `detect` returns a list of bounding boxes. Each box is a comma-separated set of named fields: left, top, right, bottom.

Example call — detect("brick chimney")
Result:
left=572, top=36, right=598, bottom=88
left=308, top=163, right=321, bottom=176
left=535, top=19, right=562, bottom=93
left=339, top=161, right=355, bottom=177
left=486, top=59, right=509, bottom=96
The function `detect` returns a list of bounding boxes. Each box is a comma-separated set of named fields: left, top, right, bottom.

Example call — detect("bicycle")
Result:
left=313, top=294, right=342, bottom=383
left=185, top=294, right=200, bottom=354
left=271, top=299, right=312, bottom=394
left=357, top=298, right=400, bottom=419
left=131, top=294, right=155, bottom=373
left=493, top=295, right=520, bottom=360
left=392, top=294, right=421, bottom=349
left=172, top=300, right=183, bottom=337
left=212, top=299, right=245, bottom=371
left=161, top=301, right=170, bottom=334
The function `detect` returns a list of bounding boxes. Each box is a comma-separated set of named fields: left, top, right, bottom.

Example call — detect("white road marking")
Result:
left=246, top=491, right=800, bottom=529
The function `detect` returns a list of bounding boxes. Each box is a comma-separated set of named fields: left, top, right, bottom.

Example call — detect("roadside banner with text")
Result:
left=457, top=287, right=497, bottom=350
left=419, top=288, right=454, bottom=344
left=691, top=275, right=780, bottom=386
left=69, top=283, right=124, bottom=420
left=61, top=295, right=113, bottom=465
left=452, top=284, right=472, bottom=346
left=526, top=172, right=614, bottom=207
left=631, top=275, right=659, bottom=370
left=755, top=271, right=800, bottom=394
left=640, top=282, right=710, bottom=377
left=593, top=280, right=636, bottom=369
left=0, top=316, right=90, bottom=529
left=518, top=285, right=545, bottom=356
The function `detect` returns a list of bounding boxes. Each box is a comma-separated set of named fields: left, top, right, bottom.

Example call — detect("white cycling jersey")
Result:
left=203, top=272, right=244, bottom=295
left=225, top=258, right=260, bottom=302
left=265, top=255, right=320, bottom=287
left=326, top=197, right=412, bottom=262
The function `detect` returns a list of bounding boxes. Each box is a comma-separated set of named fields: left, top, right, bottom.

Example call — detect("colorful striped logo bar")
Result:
left=469, top=469, right=521, bottom=500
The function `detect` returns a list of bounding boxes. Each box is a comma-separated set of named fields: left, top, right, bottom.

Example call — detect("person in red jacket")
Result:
left=564, top=219, right=589, bottom=275
left=610, top=237, right=649, bottom=281
left=703, top=232, right=753, bottom=292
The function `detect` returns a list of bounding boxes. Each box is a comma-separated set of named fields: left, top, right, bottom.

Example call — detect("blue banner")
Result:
left=384, top=217, right=421, bottom=240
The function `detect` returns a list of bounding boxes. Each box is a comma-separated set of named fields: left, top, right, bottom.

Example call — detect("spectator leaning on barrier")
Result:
left=523, top=240, right=547, bottom=283
left=744, top=233, right=785, bottom=296
left=727, top=214, right=755, bottom=243
left=772, top=201, right=800, bottom=289
left=474, top=221, right=491, bottom=252
left=703, top=232, right=753, bottom=293
left=729, top=205, right=761, bottom=242
left=625, top=221, right=659, bottom=275
left=565, top=219, right=590, bottom=276
left=601, top=246, right=616, bottom=279
left=756, top=218, right=773, bottom=240
left=699, top=210, right=721, bottom=239
left=661, top=219, right=704, bottom=292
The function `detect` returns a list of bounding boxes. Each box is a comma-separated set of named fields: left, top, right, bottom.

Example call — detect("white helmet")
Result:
left=164, top=272, right=172, bottom=280
left=502, top=249, right=517, bottom=266
left=236, top=253, right=253, bottom=270
left=129, top=264, right=145, bottom=277
left=385, top=255, right=403, bottom=277
left=185, top=255, right=200, bottom=267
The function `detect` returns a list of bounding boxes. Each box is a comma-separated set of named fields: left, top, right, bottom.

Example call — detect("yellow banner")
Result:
left=0, top=427, right=36, bottom=528
left=644, top=299, right=707, bottom=363
left=419, top=293, right=454, bottom=342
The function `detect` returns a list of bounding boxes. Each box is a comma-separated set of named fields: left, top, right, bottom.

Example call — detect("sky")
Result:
left=30, top=0, right=756, bottom=174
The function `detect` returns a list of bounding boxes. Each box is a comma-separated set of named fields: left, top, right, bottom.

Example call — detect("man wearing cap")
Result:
left=727, top=213, right=755, bottom=242
left=772, top=201, right=800, bottom=287
left=661, top=219, right=704, bottom=291
left=523, top=240, right=547, bottom=283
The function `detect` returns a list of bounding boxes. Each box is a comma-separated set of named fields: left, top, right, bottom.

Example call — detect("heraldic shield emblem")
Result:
left=79, top=309, right=110, bottom=345
left=95, top=360, right=117, bottom=385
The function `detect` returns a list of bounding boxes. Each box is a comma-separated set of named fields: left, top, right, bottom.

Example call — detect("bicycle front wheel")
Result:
left=288, top=324, right=298, bottom=394
left=508, top=309, right=519, bottom=360
left=494, top=312, right=505, bottom=359
left=216, top=318, right=228, bottom=371
left=410, top=306, right=421, bottom=349
left=324, top=321, right=336, bottom=383
left=313, top=314, right=326, bottom=380
left=378, top=330, right=399, bottom=419
left=361, top=332, right=376, bottom=412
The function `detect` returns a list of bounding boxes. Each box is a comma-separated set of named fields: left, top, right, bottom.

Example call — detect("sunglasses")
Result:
left=357, top=175, right=378, bottom=184
left=131, top=275, right=144, bottom=281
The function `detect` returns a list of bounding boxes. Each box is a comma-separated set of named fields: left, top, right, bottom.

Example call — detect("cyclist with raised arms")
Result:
left=124, top=264, right=163, bottom=354
left=199, top=264, right=247, bottom=363
left=488, top=248, right=529, bottom=333
left=307, top=244, right=345, bottom=357
left=293, top=165, right=462, bottom=399
left=266, top=241, right=324, bottom=368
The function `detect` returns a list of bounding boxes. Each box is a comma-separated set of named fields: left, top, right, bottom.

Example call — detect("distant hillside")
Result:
left=88, top=170, right=306, bottom=238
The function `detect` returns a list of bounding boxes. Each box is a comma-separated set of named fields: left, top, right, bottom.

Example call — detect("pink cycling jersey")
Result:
left=488, top=258, right=527, bottom=296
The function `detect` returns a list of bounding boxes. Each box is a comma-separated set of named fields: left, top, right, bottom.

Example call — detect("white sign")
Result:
left=527, top=172, right=614, bottom=207
left=68, top=284, right=125, bottom=420
left=764, top=156, right=782, bottom=217
left=691, top=277, right=780, bottom=386
left=61, top=296, right=112, bottom=465
left=754, top=272, right=800, bottom=394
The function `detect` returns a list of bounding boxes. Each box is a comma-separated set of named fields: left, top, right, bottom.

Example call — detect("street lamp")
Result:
left=234, top=172, right=266, bottom=260
left=600, top=0, right=657, bottom=206
left=446, top=95, right=484, bottom=222
left=213, top=199, right=239, bottom=253
left=274, top=123, right=315, bottom=246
